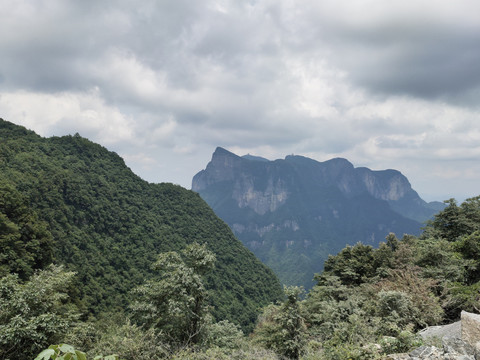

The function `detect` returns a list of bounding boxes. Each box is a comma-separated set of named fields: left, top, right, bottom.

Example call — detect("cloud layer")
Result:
left=1, top=0, right=480, bottom=201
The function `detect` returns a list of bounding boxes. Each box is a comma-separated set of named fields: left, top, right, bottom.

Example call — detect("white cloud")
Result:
left=0, top=89, right=135, bottom=145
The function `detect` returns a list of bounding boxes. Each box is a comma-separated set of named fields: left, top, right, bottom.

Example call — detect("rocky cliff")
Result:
left=192, top=147, right=443, bottom=288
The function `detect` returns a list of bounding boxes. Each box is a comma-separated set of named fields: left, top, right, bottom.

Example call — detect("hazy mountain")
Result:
left=0, top=120, right=282, bottom=331
left=192, top=147, right=444, bottom=288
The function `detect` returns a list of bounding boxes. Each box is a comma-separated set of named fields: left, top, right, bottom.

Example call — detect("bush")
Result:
left=0, top=265, right=77, bottom=360
left=204, top=320, right=244, bottom=349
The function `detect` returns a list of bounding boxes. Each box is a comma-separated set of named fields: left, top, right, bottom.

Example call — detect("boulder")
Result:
left=418, top=321, right=461, bottom=342
left=385, top=311, right=480, bottom=359
left=461, top=311, right=480, bottom=347
left=442, top=337, right=474, bottom=356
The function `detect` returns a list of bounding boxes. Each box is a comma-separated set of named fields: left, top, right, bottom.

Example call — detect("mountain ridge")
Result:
left=192, top=147, right=444, bottom=288
left=0, top=120, right=283, bottom=331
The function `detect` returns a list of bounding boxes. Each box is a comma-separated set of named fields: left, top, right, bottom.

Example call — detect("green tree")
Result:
left=130, top=243, right=215, bottom=347
left=0, top=265, right=77, bottom=360
left=252, top=286, right=306, bottom=360
left=322, top=243, right=377, bottom=286
left=454, top=231, right=480, bottom=283
left=0, top=183, right=54, bottom=279
left=425, top=196, right=480, bottom=241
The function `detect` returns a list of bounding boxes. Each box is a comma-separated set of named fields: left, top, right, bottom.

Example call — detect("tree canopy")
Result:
left=0, top=118, right=282, bottom=332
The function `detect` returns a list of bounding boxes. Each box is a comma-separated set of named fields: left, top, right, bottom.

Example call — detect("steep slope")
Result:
left=0, top=120, right=283, bottom=331
left=192, top=147, right=442, bottom=288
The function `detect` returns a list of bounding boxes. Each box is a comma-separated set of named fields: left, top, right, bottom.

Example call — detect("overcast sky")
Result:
left=1, top=0, right=480, bottom=202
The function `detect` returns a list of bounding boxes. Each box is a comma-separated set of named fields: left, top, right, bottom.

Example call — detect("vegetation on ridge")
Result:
left=0, top=118, right=282, bottom=332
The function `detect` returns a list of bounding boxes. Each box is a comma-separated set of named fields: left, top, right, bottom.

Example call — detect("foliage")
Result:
left=378, top=330, right=422, bottom=355
left=444, top=281, right=480, bottom=317
left=252, top=286, right=306, bottom=359
left=302, top=233, right=447, bottom=358
left=322, top=243, right=377, bottom=286
left=0, top=182, right=54, bottom=280
left=131, top=243, right=215, bottom=347
left=453, top=231, right=480, bottom=283
left=203, top=320, right=244, bottom=349
left=0, top=265, right=77, bottom=360
left=0, top=118, right=283, bottom=332
left=423, top=196, right=480, bottom=241
left=34, top=344, right=118, bottom=360
left=374, top=268, right=444, bottom=330
left=85, top=319, right=169, bottom=360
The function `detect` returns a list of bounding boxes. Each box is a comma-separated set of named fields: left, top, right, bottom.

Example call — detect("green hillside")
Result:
left=0, top=119, right=282, bottom=331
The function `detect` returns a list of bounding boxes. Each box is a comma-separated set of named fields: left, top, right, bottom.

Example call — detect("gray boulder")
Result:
left=386, top=311, right=480, bottom=359
left=462, top=311, right=480, bottom=347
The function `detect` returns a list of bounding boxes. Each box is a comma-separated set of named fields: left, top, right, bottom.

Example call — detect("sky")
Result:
left=1, top=0, right=480, bottom=202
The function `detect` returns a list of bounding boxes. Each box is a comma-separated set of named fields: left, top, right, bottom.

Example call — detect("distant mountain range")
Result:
left=192, top=147, right=445, bottom=288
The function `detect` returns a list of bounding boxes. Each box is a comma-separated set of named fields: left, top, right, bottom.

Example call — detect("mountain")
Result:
left=192, top=147, right=444, bottom=288
left=0, top=120, right=283, bottom=331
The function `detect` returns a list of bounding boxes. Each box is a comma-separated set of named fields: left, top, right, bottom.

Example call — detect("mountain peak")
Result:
left=212, top=146, right=239, bottom=159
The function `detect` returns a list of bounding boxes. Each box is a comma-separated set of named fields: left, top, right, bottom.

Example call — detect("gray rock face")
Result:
left=462, top=311, right=480, bottom=347
left=232, top=176, right=288, bottom=215
left=418, top=321, right=462, bottom=341
left=194, top=148, right=418, bottom=213
left=442, top=337, right=475, bottom=356
left=388, top=311, right=480, bottom=359
left=410, top=345, right=445, bottom=358
left=386, top=342, right=475, bottom=359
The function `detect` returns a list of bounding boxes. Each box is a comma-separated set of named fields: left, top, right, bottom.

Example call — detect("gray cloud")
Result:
left=1, top=0, right=480, bottom=202
left=296, top=1, right=480, bottom=104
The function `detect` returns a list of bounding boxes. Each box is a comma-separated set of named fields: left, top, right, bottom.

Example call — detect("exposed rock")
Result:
left=409, top=345, right=443, bottom=358
left=442, top=337, right=474, bottom=356
left=418, top=321, right=461, bottom=341
left=462, top=311, right=480, bottom=346
left=385, top=343, right=475, bottom=359
left=386, top=353, right=411, bottom=359
left=387, top=311, right=480, bottom=359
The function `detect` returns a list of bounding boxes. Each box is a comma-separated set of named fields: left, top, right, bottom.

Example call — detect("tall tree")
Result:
left=130, top=243, right=215, bottom=347
left=252, top=286, right=306, bottom=360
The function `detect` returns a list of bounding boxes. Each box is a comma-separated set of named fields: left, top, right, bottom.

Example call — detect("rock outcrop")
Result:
left=462, top=311, right=480, bottom=347
left=387, top=311, right=480, bottom=359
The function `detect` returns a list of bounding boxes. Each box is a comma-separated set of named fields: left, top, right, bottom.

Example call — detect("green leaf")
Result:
left=75, top=350, right=87, bottom=360
left=34, top=349, right=55, bottom=360
left=58, top=344, right=76, bottom=354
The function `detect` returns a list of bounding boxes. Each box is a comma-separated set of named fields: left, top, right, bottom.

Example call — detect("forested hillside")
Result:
left=3, top=118, right=480, bottom=360
left=0, top=119, right=282, bottom=330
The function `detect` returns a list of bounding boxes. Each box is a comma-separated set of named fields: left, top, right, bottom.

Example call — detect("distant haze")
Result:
left=1, top=1, right=480, bottom=202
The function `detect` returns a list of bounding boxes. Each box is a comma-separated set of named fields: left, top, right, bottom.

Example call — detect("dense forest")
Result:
left=0, top=119, right=282, bottom=358
left=2, top=119, right=480, bottom=359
